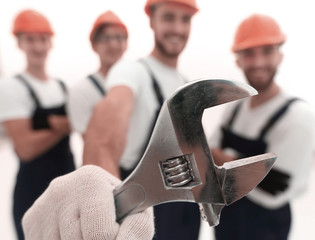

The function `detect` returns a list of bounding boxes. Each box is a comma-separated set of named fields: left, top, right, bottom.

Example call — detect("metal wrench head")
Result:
left=114, top=79, right=276, bottom=226
left=165, top=79, right=276, bottom=225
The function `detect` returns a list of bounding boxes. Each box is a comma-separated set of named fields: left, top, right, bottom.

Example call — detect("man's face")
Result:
left=18, top=33, right=52, bottom=66
left=92, top=25, right=127, bottom=68
left=150, top=3, right=194, bottom=58
left=236, top=44, right=283, bottom=92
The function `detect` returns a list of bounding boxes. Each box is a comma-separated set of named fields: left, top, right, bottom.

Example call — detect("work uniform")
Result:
left=107, top=56, right=201, bottom=240
left=0, top=72, right=75, bottom=240
left=68, top=72, right=106, bottom=134
left=209, top=91, right=315, bottom=240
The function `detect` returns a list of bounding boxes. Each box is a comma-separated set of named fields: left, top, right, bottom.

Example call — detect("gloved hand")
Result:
left=22, top=165, right=154, bottom=240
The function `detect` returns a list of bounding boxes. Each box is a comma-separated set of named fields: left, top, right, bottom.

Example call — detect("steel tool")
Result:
left=114, top=79, right=276, bottom=226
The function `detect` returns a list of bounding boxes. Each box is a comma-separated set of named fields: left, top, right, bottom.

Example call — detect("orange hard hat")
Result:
left=12, top=9, right=54, bottom=36
left=90, top=11, right=128, bottom=43
left=232, top=14, right=286, bottom=52
left=144, top=0, right=199, bottom=16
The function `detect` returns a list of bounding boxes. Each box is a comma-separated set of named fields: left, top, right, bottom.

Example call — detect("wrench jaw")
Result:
left=168, top=79, right=258, bottom=116
left=195, top=153, right=277, bottom=227
left=216, top=153, right=277, bottom=205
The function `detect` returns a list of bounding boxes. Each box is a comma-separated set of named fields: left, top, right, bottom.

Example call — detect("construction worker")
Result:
left=209, top=14, right=315, bottom=240
left=82, top=0, right=201, bottom=239
left=0, top=10, right=75, bottom=240
left=67, top=11, right=128, bottom=138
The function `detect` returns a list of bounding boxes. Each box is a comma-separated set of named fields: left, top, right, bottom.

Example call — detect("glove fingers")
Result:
left=23, top=165, right=154, bottom=240
left=78, top=165, right=121, bottom=240
left=59, top=216, right=83, bottom=240
left=79, top=166, right=155, bottom=240
left=116, top=207, right=155, bottom=240
left=23, top=165, right=122, bottom=240
left=22, top=174, right=67, bottom=239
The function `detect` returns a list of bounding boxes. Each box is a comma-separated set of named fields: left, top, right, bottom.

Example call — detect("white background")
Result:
left=0, top=0, right=315, bottom=239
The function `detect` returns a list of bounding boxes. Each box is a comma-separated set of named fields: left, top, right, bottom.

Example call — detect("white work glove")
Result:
left=22, top=165, right=154, bottom=240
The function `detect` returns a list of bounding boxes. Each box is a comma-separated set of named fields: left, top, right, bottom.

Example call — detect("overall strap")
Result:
left=138, top=59, right=165, bottom=160
left=57, top=79, right=68, bottom=95
left=226, top=102, right=243, bottom=128
left=16, top=74, right=41, bottom=107
left=259, top=98, right=299, bottom=139
left=88, top=74, right=106, bottom=96
left=138, top=59, right=164, bottom=106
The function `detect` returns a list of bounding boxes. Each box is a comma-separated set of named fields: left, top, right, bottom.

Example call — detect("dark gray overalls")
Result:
left=13, top=75, right=75, bottom=240
left=215, top=99, right=298, bottom=240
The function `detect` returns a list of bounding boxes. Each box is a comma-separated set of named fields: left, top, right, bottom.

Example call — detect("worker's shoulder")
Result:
left=69, top=76, right=95, bottom=92
left=109, top=58, right=150, bottom=77
left=0, top=76, right=27, bottom=95
left=284, top=95, right=315, bottom=126
left=282, top=91, right=313, bottom=114
left=67, top=76, right=100, bottom=103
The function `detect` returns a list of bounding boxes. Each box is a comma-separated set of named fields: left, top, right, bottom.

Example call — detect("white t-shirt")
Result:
left=107, top=56, right=185, bottom=169
left=67, top=72, right=107, bottom=133
left=0, top=72, right=67, bottom=123
left=209, top=90, right=315, bottom=209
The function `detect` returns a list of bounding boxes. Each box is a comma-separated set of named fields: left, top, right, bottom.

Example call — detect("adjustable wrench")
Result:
left=114, top=79, right=276, bottom=226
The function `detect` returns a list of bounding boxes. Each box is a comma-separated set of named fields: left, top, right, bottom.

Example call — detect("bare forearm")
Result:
left=83, top=99, right=130, bottom=178
left=16, top=130, right=65, bottom=161
left=3, top=120, right=66, bottom=161
left=83, top=86, right=134, bottom=179
left=83, top=147, right=121, bottom=178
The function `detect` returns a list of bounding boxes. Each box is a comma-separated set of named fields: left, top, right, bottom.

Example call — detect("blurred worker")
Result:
left=68, top=11, right=128, bottom=138
left=209, top=14, right=315, bottom=240
left=0, top=10, right=75, bottom=240
left=83, top=0, right=201, bottom=239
